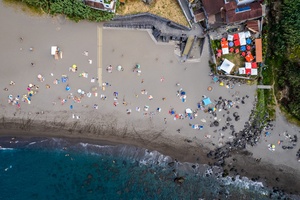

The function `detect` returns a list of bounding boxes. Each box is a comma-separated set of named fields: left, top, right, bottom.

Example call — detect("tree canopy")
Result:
left=269, top=0, right=300, bottom=120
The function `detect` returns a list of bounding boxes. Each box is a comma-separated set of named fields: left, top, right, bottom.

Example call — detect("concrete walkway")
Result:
left=97, top=26, right=103, bottom=87
left=257, top=85, right=272, bottom=89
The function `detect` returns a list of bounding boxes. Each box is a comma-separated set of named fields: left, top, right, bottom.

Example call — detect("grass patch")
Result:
left=255, top=89, right=267, bottom=126
left=117, top=0, right=189, bottom=26
left=221, top=53, right=244, bottom=68
left=264, top=89, right=276, bottom=120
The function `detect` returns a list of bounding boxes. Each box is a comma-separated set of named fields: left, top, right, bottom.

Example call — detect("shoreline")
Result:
left=0, top=117, right=213, bottom=165
left=1, top=118, right=300, bottom=197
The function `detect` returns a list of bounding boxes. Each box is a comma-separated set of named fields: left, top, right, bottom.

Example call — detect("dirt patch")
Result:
left=117, top=0, right=189, bottom=26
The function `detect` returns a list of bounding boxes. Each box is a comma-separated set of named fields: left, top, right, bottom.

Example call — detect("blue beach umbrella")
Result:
left=240, top=46, right=246, bottom=51
left=66, top=85, right=70, bottom=91
left=229, top=41, right=234, bottom=47
left=246, top=38, right=252, bottom=45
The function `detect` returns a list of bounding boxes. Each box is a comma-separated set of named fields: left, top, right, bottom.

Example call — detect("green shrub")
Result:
left=16, top=0, right=114, bottom=22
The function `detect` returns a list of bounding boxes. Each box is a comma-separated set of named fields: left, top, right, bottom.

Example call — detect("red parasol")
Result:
left=233, top=33, right=239, bottom=40
left=246, top=68, right=251, bottom=75
left=234, top=40, right=240, bottom=47
left=246, top=45, right=251, bottom=50
left=235, top=48, right=240, bottom=54
left=245, top=54, right=254, bottom=62
left=251, top=62, right=257, bottom=68
left=229, top=48, right=234, bottom=53
left=241, top=52, right=246, bottom=57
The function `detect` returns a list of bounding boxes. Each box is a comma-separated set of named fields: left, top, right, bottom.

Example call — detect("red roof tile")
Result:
left=202, top=0, right=224, bottom=16
left=224, top=1, right=237, bottom=11
left=255, top=39, right=262, bottom=62
left=226, top=2, right=262, bottom=23
left=247, top=20, right=260, bottom=32
left=194, top=10, right=205, bottom=22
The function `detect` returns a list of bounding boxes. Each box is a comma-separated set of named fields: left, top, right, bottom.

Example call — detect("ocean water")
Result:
left=0, top=137, right=281, bottom=200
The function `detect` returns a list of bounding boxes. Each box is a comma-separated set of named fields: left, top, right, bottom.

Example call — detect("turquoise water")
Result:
left=0, top=137, right=281, bottom=199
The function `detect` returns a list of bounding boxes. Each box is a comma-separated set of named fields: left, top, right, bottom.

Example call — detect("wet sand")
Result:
left=0, top=2, right=300, bottom=196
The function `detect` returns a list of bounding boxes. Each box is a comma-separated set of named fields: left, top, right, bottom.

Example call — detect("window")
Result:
left=235, top=6, right=251, bottom=13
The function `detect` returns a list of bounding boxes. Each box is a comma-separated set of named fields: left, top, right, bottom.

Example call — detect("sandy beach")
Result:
left=0, top=2, right=300, bottom=196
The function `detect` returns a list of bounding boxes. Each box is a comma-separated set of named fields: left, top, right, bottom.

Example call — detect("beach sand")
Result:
left=0, top=2, right=300, bottom=196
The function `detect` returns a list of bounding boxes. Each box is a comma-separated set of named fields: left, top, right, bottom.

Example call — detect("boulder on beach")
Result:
left=174, top=177, right=185, bottom=184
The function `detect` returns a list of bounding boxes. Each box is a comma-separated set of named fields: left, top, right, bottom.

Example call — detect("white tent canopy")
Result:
left=240, top=38, right=246, bottom=46
left=244, top=31, right=251, bottom=38
left=219, top=59, right=235, bottom=74
left=239, top=68, right=246, bottom=74
left=238, top=32, right=245, bottom=39
left=251, top=68, right=258, bottom=75
left=222, top=48, right=229, bottom=55
left=245, top=62, right=252, bottom=68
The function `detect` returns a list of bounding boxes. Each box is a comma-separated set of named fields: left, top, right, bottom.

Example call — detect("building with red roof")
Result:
left=202, top=0, right=263, bottom=28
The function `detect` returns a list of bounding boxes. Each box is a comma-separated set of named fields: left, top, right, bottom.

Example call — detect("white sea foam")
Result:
left=220, top=175, right=266, bottom=194
left=0, top=147, right=14, bottom=151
